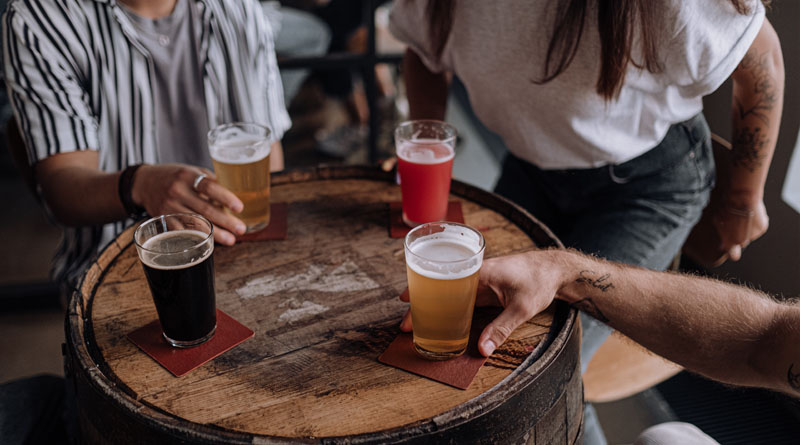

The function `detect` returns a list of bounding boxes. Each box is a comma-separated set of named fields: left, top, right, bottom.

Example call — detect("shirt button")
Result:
left=158, top=35, right=170, bottom=46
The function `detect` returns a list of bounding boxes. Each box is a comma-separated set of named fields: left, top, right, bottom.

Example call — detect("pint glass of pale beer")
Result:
left=404, top=221, right=485, bottom=360
left=208, top=123, right=272, bottom=232
left=134, top=213, right=216, bottom=348
left=395, top=120, right=457, bottom=227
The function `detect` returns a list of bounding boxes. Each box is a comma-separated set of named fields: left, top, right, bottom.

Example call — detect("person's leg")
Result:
left=564, top=113, right=715, bottom=369
left=0, top=375, right=68, bottom=444
left=563, top=114, right=714, bottom=445
left=267, top=5, right=332, bottom=106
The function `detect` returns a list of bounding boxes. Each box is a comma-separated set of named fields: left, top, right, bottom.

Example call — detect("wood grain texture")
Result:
left=67, top=166, right=581, bottom=444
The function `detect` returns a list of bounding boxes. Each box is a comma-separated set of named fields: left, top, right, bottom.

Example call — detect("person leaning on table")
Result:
left=2, top=0, right=291, bottom=298
left=399, top=248, right=800, bottom=444
left=389, top=1, right=784, bottom=442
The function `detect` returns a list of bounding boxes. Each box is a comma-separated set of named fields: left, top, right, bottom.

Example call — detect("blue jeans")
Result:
left=265, top=3, right=331, bottom=105
left=495, top=113, right=715, bottom=444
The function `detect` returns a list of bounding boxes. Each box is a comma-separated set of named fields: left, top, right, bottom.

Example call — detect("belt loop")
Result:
left=608, top=164, right=630, bottom=184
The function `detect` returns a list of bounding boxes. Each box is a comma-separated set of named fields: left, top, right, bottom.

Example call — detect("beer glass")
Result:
left=208, top=122, right=272, bottom=233
left=134, top=213, right=216, bottom=348
left=395, top=120, right=457, bottom=227
left=404, top=221, right=485, bottom=360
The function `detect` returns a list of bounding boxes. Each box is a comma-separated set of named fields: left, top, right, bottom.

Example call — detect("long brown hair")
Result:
left=427, top=0, right=770, bottom=100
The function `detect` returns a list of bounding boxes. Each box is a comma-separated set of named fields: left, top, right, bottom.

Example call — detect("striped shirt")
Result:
left=3, top=0, right=291, bottom=291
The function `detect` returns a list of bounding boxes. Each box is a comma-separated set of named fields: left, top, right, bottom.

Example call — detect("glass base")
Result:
left=245, top=220, right=269, bottom=233
left=413, top=342, right=466, bottom=361
left=163, top=324, right=216, bottom=348
left=402, top=212, right=421, bottom=228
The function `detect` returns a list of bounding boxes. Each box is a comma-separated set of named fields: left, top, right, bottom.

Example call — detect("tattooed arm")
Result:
left=713, top=19, right=784, bottom=262
left=475, top=249, right=800, bottom=396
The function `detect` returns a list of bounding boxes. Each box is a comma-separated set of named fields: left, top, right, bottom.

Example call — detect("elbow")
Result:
left=732, top=19, right=785, bottom=92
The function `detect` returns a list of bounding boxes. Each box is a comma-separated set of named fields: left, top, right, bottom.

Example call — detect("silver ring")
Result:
left=192, top=173, right=208, bottom=192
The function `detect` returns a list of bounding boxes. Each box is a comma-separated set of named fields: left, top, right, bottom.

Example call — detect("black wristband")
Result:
left=118, top=164, right=145, bottom=219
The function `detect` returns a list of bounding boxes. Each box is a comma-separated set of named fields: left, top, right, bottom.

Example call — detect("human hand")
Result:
left=131, top=164, right=246, bottom=245
left=711, top=199, right=769, bottom=262
left=398, top=250, right=567, bottom=357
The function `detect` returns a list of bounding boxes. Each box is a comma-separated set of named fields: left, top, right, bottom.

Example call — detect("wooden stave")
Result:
left=65, top=165, right=580, bottom=444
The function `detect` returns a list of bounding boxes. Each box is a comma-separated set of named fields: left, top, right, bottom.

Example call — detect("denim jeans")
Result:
left=495, top=113, right=715, bottom=444
left=265, top=3, right=331, bottom=105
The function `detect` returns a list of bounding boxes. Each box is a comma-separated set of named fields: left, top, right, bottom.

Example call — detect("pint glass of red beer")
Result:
left=395, top=120, right=457, bottom=227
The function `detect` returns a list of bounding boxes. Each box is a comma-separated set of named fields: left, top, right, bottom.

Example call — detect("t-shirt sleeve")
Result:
left=3, top=6, right=100, bottom=165
left=662, top=0, right=765, bottom=98
left=388, top=0, right=449, bottom=73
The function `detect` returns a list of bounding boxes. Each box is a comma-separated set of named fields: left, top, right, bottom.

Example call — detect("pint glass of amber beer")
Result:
left=208, top=123, right=272, bottom=233
left=404, top=221, right=485, bottom=360
left=134, top=213, right=216, bottom=348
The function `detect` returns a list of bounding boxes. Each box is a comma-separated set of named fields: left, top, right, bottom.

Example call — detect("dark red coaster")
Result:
left=388, top=201, right=465, bottom=239
left=127, top=310, right=254, bottom=377
left=236, top=202, right=288, bottom=242
left=378, top=316, right=489, bottom=390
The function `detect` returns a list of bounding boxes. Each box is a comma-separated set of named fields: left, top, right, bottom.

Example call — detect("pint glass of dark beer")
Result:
left=134, top=213, right=216, bottom=348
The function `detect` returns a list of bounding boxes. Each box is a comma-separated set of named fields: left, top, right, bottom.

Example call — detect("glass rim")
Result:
left=207, top=122, right=272, bottom=145
left=134, top=213, right=214, bottom=254
left=404, top=221, right=485, bottom=264
left=394, top=119, right=458, bottom=145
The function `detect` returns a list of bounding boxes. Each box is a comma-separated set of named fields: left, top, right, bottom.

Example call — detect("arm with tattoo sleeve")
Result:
left=707, top=19, right=784, bottom=263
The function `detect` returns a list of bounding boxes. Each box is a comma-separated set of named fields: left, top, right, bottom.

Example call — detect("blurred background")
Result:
left=1, top=1, right=798, bottom=443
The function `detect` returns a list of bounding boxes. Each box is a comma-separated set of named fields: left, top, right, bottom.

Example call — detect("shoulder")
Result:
left=201, top=0, right=275, bottom=40
left=3, top=0, right=93, bottom=46
left=202, top=0, right=263, bottom=26
left=658, top=0, right=764, bottom=38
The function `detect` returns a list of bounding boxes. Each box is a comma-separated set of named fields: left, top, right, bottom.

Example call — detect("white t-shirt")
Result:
left=389, top=0, right=765, bottom=169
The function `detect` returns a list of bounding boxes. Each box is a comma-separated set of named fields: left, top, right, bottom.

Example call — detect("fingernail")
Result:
left=484, top=340, right=496, bottom=355
left=236, top=223, right=246, bottom=234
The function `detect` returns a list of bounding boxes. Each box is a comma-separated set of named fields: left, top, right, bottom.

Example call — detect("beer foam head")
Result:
left=139, top=230, right=214, bottom=270
left=210, top=136, right=271, bottom=164
left=397, top=140, right=454, bottom=165
left=405, top=227, right=484, bottom=280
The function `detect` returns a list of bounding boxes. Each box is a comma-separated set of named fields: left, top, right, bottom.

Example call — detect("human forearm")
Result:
left=270, top=140, right=284, bottom=172
left=35, top=151, right=128, bottom=226
left=727, top=19, right=783, bottom=208
left=553, top=250, right=798, bottom=395
left=402, top=48, right=450, bottom=120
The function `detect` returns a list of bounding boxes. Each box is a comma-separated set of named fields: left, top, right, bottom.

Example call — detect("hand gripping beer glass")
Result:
left=208, top=122, right=272, bottom=233
left=134, top=213, right=217, bottom=348
left=395, top=120, right=457, bottom=227
left=404, top=222, right=485, bottom=360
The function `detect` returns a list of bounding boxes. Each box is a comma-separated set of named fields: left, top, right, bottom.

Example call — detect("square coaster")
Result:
left=127, top=309, right=254, bottom=377
left=388, top=201, right=465, bottom=239
left=378, top=311, right=493, bottom=390
left=237, top=202, right=288, bottom=242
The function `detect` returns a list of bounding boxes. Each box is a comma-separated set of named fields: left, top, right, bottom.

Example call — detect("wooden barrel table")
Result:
left=66, top=166, right=582, bottom=444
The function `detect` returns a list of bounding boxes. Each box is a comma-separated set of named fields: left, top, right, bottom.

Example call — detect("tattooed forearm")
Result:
left=732, top=51, right=777, bottom=172
left=571, top=271, right=615, bottom=321
left=576, top=270, right=615, bottom=292
left=732, top=126, right=768, bottom=172
left=570, top=298, right=610, bottom=323
left=788, top=363, right=800, bottom=392
left=735, top=51, right=777, bottom=125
